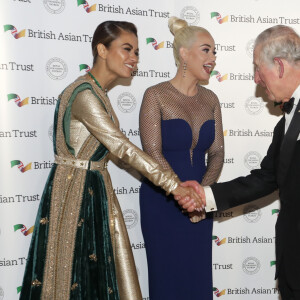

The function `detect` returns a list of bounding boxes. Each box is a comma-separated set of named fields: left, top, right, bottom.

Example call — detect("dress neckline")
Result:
left=167, top=81, right=200, bottom=99
left=87, top=72, right=107, bottom=95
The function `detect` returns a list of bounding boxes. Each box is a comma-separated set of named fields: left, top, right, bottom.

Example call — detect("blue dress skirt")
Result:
left=140, top=119, right=215, bottom=300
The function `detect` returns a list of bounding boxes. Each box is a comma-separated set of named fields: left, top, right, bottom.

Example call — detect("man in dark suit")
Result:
left=178, top=25, right=300, bottom=300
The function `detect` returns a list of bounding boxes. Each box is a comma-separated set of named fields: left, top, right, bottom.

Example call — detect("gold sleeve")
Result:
left=72, top=89, right=180, bottom=194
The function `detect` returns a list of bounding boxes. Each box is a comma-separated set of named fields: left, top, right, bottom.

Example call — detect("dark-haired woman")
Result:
left=19, top=21, right=203, bottom=300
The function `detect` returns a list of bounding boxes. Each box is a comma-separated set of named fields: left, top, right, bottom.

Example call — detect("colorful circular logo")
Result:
left=244, top=151, right=262, bottom=170
left=46, top=58, right=68, bottom=80
left=117, top=92, right=136, bottom=113
left=245, top=96, right=264, bottom=115
left=243, top=205, right=262, bottom=223
left=123, top=209, right=139, bottom=229
left=43, top=0, right=66, bottom=14
left=242, top=257, right=261, bottom=275
left=180, top=6, right=200, bottom=25
left=246, top=39, right=255, bottom=58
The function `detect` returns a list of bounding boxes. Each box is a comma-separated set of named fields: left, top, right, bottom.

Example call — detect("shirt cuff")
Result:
left=204, top=186, right=217, bottom=212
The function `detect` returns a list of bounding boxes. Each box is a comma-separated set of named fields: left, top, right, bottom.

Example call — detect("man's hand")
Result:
left=172, top=184, right=204, bottom=213
left=174, top=180, right=206, bottom=211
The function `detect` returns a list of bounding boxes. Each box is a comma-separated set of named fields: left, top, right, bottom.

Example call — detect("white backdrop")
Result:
left=1, top=0, right=298, bottom=299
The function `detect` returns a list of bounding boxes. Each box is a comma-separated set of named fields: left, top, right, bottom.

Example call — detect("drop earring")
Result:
left=183, top=62, right=187, bottom=77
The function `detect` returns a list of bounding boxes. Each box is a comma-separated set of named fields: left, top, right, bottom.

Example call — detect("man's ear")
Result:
left=96, top=43, right=108, bottom=60
left=274, top=57, right=284, bottom=78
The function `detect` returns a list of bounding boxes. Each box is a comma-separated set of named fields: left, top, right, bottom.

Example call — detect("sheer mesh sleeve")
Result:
left=139, top=87, right=173, bottom=170
left=139, top=82, right=224, bottom=223
left=201, top=97, right=224, bottom=186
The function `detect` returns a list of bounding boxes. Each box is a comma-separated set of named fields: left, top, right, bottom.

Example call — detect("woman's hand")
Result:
left=172, top=185, right=204, bottom=212
left=189, top=210, right=206, bottom=223
left=180, top=181, right=206, bottom=206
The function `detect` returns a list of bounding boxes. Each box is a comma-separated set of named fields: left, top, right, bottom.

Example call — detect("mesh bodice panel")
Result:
left=139, top=81, right=224, bottom=185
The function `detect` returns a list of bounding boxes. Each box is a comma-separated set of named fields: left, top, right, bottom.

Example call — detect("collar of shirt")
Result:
left=284, top=85, right=300, bottom=140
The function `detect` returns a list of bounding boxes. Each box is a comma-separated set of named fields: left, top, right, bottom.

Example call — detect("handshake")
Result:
left=171, top=180, right=206, bottom=213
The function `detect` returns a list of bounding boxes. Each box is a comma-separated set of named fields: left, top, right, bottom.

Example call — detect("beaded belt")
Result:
left=54, top=155, right=108, bottom=170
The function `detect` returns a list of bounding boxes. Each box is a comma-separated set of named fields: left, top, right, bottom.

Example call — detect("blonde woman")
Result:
left=139, top=17, right=224, bottom=299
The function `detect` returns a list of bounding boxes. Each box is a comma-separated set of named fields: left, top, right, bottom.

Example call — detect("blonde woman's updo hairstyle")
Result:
left=168, top=16, right=210, bottom=67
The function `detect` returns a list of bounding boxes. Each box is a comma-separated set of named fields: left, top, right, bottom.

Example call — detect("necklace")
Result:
left=87, top=72, right=114, bottom=120
left=88, top=72, right=107, bottom=94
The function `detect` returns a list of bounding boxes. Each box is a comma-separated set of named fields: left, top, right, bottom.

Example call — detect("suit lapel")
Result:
left=277, top=100, right=300, bottom=186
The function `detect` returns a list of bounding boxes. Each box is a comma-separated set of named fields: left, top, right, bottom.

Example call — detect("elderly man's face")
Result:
left=253, top=46, right=283, bottom=102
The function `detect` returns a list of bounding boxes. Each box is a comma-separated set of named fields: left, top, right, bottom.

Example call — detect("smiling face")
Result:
left=184, top=32, right=216, bottom=81
left=105, top=30, right=139, bottom=78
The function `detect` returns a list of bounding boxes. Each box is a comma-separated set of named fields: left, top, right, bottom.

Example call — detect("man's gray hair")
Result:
left=255, top=25, right=300, bottom=65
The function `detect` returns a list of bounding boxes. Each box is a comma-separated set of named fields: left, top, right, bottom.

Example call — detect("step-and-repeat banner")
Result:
left=1, top=0, right=298, bottom=299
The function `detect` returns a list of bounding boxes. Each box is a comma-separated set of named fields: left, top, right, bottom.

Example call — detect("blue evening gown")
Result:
left=139, top=81, right=224, bottom=300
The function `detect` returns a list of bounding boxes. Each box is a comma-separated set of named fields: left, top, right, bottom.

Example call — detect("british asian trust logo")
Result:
left=7, top=94, right=29, bottom=107
left=211, top=12, right=229, bottom=24
left=146, top=38, right=164, bottom=50
left=11, top=160, right=32, bottom=173
left=213, top=287, right=226, bottom=297
left=3, top=24, right=25, bottom=39
left=7, top=93, right=57, bottom=106
left=212, top=235, right=226, bottom=246
left=270, top=260, right=276, bottom=267
left=14, top=224, right=34, bottom=236
left=79, top=64, right=91, bottom=73
left=77, top=0, right=96, bottom=13
left=210, top=70, right=228, bottom=82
